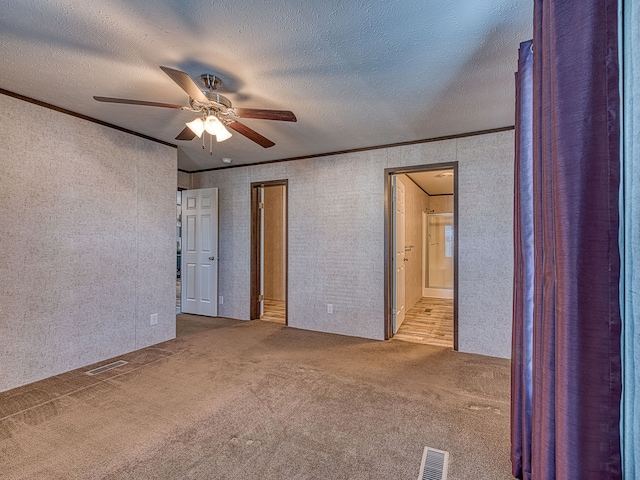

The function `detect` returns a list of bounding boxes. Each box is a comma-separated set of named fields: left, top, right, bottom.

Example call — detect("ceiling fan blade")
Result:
left=233, top=108, right=297, bottom=122
left=159, top=66, right=209, bottom=104
left=226, top=121, right=275, bottom=148
left=93, top=96, right=184, bottom=109
left=175, top=126, right=197, bottom=141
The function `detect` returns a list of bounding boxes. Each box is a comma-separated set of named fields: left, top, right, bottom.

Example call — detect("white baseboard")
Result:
left=422, top=287, right=454, bottom=299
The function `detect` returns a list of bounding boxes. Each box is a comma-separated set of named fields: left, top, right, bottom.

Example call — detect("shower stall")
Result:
left=422, top=212, right=454, bottom=298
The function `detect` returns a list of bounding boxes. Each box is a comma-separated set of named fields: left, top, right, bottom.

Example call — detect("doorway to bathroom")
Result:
left=250, top=180, right=288, bottom=324
left=384, top=163, right=458, bottom=349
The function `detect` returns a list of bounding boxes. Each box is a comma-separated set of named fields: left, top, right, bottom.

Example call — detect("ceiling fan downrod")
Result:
left=200, top=74, right=220, bottom=91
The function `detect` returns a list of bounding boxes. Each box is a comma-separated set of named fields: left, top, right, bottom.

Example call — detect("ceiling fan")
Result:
left=94, top=66, right=297, bottom=152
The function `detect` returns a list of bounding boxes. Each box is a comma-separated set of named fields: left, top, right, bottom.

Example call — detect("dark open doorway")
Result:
left=251, top=180, right=288, bottom=324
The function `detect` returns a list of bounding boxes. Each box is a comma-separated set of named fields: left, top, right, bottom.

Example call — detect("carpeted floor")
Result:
left=0, top=315, right=514, bottom=479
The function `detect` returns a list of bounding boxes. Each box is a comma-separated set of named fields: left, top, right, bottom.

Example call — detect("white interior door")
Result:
left=181, top=188, right=219, bottom=316
left=393, top=176, right=406, bottom=333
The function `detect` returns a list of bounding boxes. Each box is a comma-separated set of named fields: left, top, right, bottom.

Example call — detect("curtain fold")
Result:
left=511, top=0, right=623, bottom=478
left=621, top=0, right=640, bottom=477
left=511, top=39, right=534, bottom=480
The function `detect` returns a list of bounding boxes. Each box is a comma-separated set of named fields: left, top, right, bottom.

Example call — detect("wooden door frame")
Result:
left=384, top=163, right=458, bottom=349
left=250, top=179, right=288, bottom=324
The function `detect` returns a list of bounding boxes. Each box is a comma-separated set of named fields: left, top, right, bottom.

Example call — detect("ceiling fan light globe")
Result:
left=216, top=126, right=232, bottom=142
left=185, top=118, right=204, bottom=137
left=204, top=115, right=225, bottom=136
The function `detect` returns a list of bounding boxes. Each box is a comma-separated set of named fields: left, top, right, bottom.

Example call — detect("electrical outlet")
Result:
left=219, top=296, right=224, bottom=305
left=150, top=313, right=158, bottom=326
left=327, top=304, right=333, bottom=314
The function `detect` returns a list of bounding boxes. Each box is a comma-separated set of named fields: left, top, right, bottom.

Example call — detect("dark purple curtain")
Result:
left=511, top=0, right=622, bottom=478
left=511, top=40, right=534, bottom=480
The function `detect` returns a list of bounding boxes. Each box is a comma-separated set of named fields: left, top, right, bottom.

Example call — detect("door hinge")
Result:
left=392, top=308, right=396, bottom=315
left=392, top=194, right=396, bottom=202
left=258, top=202, right=264, bottom=209
left=258, top=295, right=264, bottom=302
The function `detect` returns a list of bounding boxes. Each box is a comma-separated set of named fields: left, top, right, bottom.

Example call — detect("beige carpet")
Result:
left=0, top=315, right=514, bottom=479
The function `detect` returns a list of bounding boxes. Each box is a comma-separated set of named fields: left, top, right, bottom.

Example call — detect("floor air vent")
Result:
left=86, top=360, right=128, bottom=376
left=418, top=446, right=449, bottom=480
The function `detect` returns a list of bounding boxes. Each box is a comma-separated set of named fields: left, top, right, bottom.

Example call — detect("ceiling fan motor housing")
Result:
left=204, top=92, right=232, bottom=109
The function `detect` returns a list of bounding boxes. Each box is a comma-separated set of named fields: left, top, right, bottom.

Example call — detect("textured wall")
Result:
left=263, top=186, right=285, bottom=301
left=193, top=130, right=514, bottom=357
left=430, top=195, right=453, bottom=214
left=456, top=133, right=514, bottom=357
left=0, top=94, right=176, bottom=392
left=400, top=175, right=430, bottom=309
left=177, top=170, right=192, bottom=190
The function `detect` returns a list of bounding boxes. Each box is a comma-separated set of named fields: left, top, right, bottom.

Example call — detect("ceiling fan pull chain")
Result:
left=210, top=133, right=213, bottom=155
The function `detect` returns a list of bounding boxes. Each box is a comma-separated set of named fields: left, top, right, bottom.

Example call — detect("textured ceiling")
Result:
left=0, top=0, right=532, bottom=171
left=407, top=170, right=454, bottom=196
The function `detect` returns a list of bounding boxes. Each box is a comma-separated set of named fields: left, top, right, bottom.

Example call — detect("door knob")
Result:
left=209, top=256, right=215, bottom=261
left=403, top=258, right=409, bottom=262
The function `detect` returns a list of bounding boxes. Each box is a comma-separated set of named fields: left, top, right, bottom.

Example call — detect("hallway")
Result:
left=394, top=297, right=454, bottom=347
left=261, top=299, right=286, bottom=324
